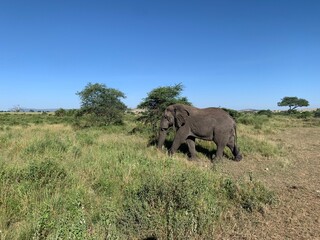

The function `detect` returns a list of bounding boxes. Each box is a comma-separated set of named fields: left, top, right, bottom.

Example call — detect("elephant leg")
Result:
left=169, top=129, right=188, bottom=156
left=227, top=137, right=243, bottom=161
left=234, top=146, right=242, bottom=161
left=214, top=143, right=226, bottom=160
left=213, top=130, right=228, bottom=160
left=186, top=137, right=197, bottom=160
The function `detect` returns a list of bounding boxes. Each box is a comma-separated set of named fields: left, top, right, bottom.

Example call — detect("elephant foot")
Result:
left=234, top=154, right=243, bottom=161
left=168, top=149, right=175, bottom=157
left=188, top=155, right=199, bottom=161
left=212, top=154, right=223, bottom=162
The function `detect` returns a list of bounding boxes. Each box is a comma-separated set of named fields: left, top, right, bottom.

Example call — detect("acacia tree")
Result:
left=277, top=96, right=309, bottom=113
left=137, top=83, right=191, bottom=139
left=76, top=83, right=127, bottom=126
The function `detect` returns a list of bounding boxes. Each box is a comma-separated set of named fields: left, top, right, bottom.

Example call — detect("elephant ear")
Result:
left=175, top=107, right=190, bottom=128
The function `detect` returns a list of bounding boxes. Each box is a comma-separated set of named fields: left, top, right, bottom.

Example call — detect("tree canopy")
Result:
left=277, top=96, right=309, bottom=112
left=138, top=83, right=190, bottom=108
left=76, top=83, right=127, bottom=126
left=138, top=83, right=191, bottom=126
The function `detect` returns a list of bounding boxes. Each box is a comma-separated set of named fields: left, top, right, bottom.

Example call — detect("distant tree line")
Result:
left=51, top=82, right=318, bottom=128
left=54, top=108, right=78, bottom=117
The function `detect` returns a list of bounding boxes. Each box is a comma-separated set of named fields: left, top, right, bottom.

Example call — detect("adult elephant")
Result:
left=157, top=104, right=242, bottom=161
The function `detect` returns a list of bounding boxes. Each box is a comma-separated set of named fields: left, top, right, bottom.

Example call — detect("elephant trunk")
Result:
left=157, top=129, right=167, bottom=149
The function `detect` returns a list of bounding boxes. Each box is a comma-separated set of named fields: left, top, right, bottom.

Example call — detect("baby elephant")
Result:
left=157, top=104, right=242, bottom=161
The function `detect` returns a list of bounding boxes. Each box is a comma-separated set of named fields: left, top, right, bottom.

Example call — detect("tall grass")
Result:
left=0, top=112, right=75, bottom=126
left=0, top=113, right=280, bottom=239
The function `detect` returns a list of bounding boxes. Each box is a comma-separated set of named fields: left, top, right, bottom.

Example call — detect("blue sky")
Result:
left=1, top=0, right=319, bottom=110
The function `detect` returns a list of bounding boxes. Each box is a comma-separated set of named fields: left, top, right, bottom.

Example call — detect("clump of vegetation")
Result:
left=237, top=114, right=270, bottom=129
left=221, top=177, right=276, bottom=213
left=138, top=83, right=190, bottom=126
left=75, top=82, right=127, bottom=127
left=295, top=111, right=313, bottom=119
left=277, top=96, right=309, bottom=113
left=117, top=167, right=275, bottom=239
left=239, top=135, right=283, bottom=158
left=257, top=109, right=273, bottom=117
left=314, top=108, right=320, bottom=118
left=118, top=167, right=220, bottom=238
left=222, top=108, right=242, bottom=121
left=54, top=108, right=78, bottom=117
left=0, top=112, right=74, bottom=126
left=0, top=115, right=277, bottom=239
left=20, top=160, right=67, bottom=188
left=137, top=83, right=191, bottom=142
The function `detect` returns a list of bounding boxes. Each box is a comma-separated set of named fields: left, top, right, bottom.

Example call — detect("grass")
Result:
left=0, top=112, right=74, bottom=127
left=2, top=113, right=311, bottom=239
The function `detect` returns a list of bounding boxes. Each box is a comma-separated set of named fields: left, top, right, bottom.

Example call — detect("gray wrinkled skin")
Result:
left=158, top=104, right=242, bottom=161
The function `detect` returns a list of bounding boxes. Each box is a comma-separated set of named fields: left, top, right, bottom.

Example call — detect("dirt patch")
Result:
left=217, top=127, right=320, bottom=239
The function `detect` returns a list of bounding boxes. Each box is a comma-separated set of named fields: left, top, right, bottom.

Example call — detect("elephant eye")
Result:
left=165, top=115, right=171, bottom=121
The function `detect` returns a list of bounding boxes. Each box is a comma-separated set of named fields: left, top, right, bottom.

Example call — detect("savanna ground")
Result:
left=217, top=116, right=320, bottom=239
left=0, top=112, right=319, bottom=239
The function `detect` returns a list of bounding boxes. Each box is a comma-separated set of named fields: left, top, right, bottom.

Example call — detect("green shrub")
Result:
left=221, top=177, right=276, bottom=212
left=118, top=168, right=219, bottom=239
left=0, top=119, right=279, bottom=239
left=0, top=160, right=69, bottom=238
left=0, top=113, right=74, bottom=126
left=137, top=83, right=191, bottom=142
left=314, top=109, right=320, bottom=118
left=222, top=108, right=242, bottom=120
left=21, top=160, right=67, bottom=187
left=114, top=164, right=275, bottom=239
left=257, top=109, right=273, bottom=117
left=23, top=135, right=71, bottom=159
left=239, top=136, right=283, bottom=157
left=76, top=83, right=127, bottom=127
left=238, top=114, right=269, bottom=129
left=296, top=111, right=313, bottom=119
left=54, top=108, right=66, bottom=117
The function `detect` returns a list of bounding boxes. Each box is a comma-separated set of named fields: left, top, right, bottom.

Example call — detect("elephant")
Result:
left=157, top=104, right=242, bottom=161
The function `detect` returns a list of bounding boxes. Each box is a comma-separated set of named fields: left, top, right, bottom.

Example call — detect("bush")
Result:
left=296, top=111, right=313, bottom=119
left=137, top=83, right=190, bottom=138
left=115, top=164, right=275, bottom=239
left=23, top=135, right=70, bottom=159
left=0, top=118, right=278, bottom=239
left=314, top=109, right=320, bottom=118
left=118, top=169, right=218, bottom=238
left=222, top=108, right=241, bottom=120
left=0, top=113, right=74, bottom=126
left=221, top=177, right=276, bottom=212
left=239, top=135, right=283, bottom=157
left=237, top=114, right=269, bottom=129
left=76, top=83, right=127, bottom=127
left=55, top=108, right=66, bottom=117
left=55, top=108, right=78, bottom=117
left=257, top=109, right=273, bottom=117
left=21, top=160, right=67, bottom=188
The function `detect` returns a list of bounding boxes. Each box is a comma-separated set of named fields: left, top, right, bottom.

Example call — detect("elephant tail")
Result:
left=233, top=124, right=243, bottom=161
left=234, top=124, right=238, bottom=147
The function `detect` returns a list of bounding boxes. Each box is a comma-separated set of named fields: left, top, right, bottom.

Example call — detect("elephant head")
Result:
left=157, top=104, right=190, bottom=149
